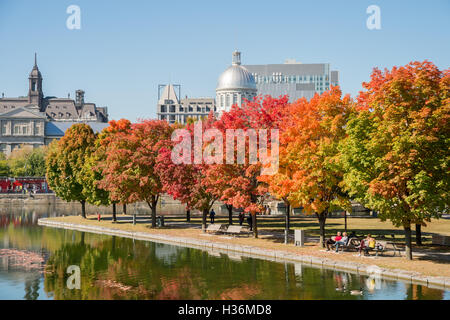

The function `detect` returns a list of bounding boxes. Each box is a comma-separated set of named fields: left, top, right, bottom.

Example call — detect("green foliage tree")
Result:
left=340, top=61, right=449, bottom=259
left=45, top=124, right=96, bottom=218
left=0, top=152, right=9, bottom=177
left=6, top=146, right=47, bottom=177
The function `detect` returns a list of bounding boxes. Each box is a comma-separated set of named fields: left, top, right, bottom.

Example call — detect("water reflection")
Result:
left=0, top=206, right=448, bottom=300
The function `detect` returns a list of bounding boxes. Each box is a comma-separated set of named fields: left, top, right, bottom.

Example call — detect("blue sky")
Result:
left=0, top=0, right=449, bottom=122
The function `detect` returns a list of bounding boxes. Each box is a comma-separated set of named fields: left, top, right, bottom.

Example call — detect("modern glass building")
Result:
left=244, top=59, right=339, bottom=102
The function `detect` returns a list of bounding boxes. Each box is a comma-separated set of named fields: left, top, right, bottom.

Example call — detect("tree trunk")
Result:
left=227, top=205, right=233, bottom=225
left=123, top=204, right=127, bottom=215
left=149, top=196, right=157, bottom=228
left=186, top=209, right=191, bottom=222
left=317, top=211, right=327, bottom=248
left=252, top=213, right=258, bottom=238
left=284, top=203, right=290, bottom=245
left=80, top=200, right=86, bottom=219
left=112, top=203, right=117, bottom=222
left=344, top=211, right=348, bottom=233
left=415, top=224, right=422, bottom=246
left=202, top=209, right=208, bottom=233
left=404, top=225, right=413, bottom=260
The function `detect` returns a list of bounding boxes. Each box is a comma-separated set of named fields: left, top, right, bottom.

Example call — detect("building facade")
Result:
left=157, top=84, right=215, bottom=124
left=244, top=59, right=339, bottom=102
left=0, top=55, right=109, bottom=156
left=216, top=51, right=257, bottom=114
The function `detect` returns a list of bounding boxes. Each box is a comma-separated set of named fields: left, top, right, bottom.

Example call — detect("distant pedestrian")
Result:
left=238, top=212, right=244, bottom=226
left=209, top=209, right=216, bottom=224
left=247, top=214, right=253, bottom=231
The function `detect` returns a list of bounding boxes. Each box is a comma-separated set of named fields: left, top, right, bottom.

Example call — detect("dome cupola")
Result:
left=216, top=51, right=257, bottom=92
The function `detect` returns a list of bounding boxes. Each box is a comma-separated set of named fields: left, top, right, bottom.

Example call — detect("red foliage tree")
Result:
left=211, top=95, right=289, bottom=237
left=99, top=119, right=173, bottom=227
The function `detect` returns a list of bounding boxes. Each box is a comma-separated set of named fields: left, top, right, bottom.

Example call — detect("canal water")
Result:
left=0, top=206, right=449, bottom=300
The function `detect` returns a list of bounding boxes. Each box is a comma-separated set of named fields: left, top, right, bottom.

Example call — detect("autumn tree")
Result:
left=212, top=96, right=288, bottom=238
left=156, top=115, right=222, bottom=232
left=341, top=61, right=449, bottom=259
left=99, top=120, right=173, bottom=227
left=84, top=119, right=133, bottom=222
left=280, top=87, right=353, bottom=247
left=45, top=124, right=97, bottom=218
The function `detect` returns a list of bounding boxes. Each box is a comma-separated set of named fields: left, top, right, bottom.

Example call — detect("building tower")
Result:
left=216, top=51, right=257, bottom=115
left=28, top=53, right=43, bottom=110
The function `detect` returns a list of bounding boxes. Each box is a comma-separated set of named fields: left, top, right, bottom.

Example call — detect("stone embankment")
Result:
left=38, top=218, right=450, bottom=290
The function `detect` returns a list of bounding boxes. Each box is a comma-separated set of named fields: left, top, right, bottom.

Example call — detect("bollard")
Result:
left=132, top=214, right=136, bottom=225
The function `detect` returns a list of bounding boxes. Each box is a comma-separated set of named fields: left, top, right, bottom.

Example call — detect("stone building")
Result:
left=0, top=55, right=109, bottom=156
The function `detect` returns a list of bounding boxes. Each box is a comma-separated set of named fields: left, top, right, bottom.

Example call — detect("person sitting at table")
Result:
left=326, top=232, right=342, bottom=251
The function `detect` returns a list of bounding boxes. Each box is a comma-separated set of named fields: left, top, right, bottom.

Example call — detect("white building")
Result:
left=215, top=51, right=257, bottom=114
left=157, top=84, right=215, bottom=124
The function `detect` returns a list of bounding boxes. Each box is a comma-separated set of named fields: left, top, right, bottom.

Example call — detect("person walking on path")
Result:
left=238, top=212, right=244, bottom=226
left=209, top=209, right=216, bottom=224
left=246, top=214, right=253, bottom=231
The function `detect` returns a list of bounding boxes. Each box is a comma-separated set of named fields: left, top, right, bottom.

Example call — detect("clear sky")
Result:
left=0, top=0, right=449, bottom=122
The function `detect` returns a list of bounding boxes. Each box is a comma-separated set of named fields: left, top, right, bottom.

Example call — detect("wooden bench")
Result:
left=224, top=225, right=252, bottom=237
left=334, top=237, right=360, bottom=252
left=206, top=224, right=227, bottom=234
left=357, top=240, right=389, bottom=256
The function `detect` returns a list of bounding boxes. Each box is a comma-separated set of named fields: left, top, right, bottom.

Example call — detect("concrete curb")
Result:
left=38, top=218, right=450, bottom=290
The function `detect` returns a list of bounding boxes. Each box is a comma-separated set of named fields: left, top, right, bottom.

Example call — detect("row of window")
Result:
left=159, top=114, right=206, bottom=124
left=253, top=74, right=330, bottom=84
left=47, top=105, right=69, bottom=109
left=1, top=122, right=43, bottom=136
left=160, top=105, right=215, bottom=113
left=218, top=92, right=254, bottom=108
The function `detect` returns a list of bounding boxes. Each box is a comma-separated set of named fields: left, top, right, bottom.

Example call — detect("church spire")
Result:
left=28, top=52, right=43, bottom=108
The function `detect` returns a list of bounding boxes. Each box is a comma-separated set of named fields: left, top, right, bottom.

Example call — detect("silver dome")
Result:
left=216, top=51, right=256, bottom=91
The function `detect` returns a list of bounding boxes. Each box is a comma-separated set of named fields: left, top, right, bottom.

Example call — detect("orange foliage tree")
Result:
left=277, top=87, right=353, bottom=247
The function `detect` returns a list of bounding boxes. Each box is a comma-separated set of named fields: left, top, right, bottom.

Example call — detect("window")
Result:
left=233, top=94, right=237, bottom=105
left=13, top=122, right=29, bottom=135
left=160, top=105, right=167, bottom=113
left=169, top=105, right=176, bottom=113
left=225, top=94, right=230, bottom=107
left=35, top=122, right=42, bottom=135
